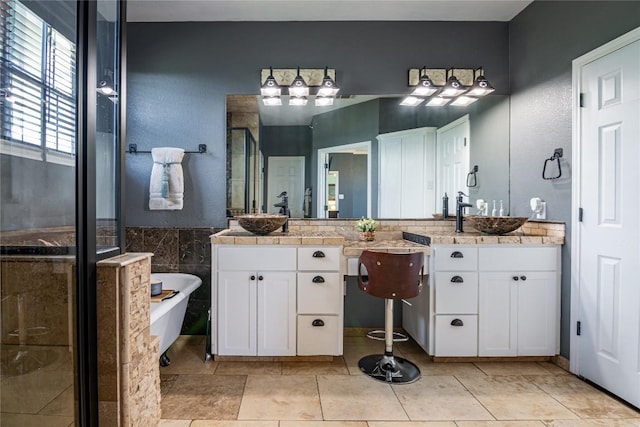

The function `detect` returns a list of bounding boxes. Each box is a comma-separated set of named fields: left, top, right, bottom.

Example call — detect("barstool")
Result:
left=357, top=250, right=424, bottom=383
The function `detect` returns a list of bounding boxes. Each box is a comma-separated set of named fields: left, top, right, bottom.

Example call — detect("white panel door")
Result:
left=267, top=156, right=305, bottom=218
left=378, top=135, right=403, bottom=217
left=437, top=116, right=470, bottom=213
left=401, top=133, right=429, bottom=217
left=578, top=39, right=640, bottom=406
left=257, top=272, right=296, bottom=356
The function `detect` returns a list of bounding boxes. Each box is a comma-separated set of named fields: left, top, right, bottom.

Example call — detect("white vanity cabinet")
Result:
left=216, top=246, right=297, bottom=356
left=478, top=246, right=560, bottom=356
left=214, top=244, right=343, bottom=357
left=424, top=244, right=561, bottom=358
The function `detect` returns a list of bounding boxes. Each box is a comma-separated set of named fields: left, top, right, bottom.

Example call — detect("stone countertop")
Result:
left=210, top=218, right=565, bottom=250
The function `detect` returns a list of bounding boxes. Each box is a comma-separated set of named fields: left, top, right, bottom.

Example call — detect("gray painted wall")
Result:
left=328, top=153, right=368, bottom=218
left=126, top=21, right=509, bottom=227
left=508, top=1, right=640, bottom=357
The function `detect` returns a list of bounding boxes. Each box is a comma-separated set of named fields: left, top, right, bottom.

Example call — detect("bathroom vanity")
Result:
left=212, top=239, right=344, bottom=357
left=211, top=218, right=564, bottom=360
left=404, top=244, right=561, bottom=358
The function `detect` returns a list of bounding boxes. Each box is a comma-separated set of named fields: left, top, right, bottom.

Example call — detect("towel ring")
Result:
left=466, top=165, right=478, bottom=187
left=542, top=148, right=563, bottom=180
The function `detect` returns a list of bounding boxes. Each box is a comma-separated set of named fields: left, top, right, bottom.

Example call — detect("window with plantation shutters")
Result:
left=0, top=0, right=76, bottom=156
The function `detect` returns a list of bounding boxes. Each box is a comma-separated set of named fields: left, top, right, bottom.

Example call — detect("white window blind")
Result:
left=1, top=0, right=76, bottom=154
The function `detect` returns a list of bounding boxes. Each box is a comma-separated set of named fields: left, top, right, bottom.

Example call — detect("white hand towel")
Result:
left=149, top=147, right=185, bottom=210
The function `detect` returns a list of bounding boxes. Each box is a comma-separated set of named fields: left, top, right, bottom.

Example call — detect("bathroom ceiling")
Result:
left=126, top=0, right=533, bottom=22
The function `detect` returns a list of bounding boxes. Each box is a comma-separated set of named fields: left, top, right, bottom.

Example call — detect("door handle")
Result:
left=512, top=276, right=519, bottom=281
left=450, top=275, right=464, bottom=283
left=312, top=275, right=325, bottom=283
left=250, top=275, right=256, bottom=280
left=312, top=250, right=326, bottom=258
left=520, top=275, right=527, bottom=281
left=450, top=251, right=464, bottom=258
left=258, top=275, right=264, bottom=281
left=312, top=319, right=325, bottom=327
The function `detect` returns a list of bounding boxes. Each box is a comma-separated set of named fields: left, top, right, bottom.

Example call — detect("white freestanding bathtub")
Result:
left=149, top=273, right=202, bottom=365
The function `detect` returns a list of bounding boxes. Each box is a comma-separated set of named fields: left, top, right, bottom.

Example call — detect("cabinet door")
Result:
left=478, top=272, right=517, bottom=356
left=218, top=271, right=256, bottom=356
left=257, top=272, right=297, bottom=356
left=517, top=271, right=558, bottom=356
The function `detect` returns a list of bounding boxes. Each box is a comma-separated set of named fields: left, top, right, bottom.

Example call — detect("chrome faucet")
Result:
left=455, top=191, right=473, bottom=233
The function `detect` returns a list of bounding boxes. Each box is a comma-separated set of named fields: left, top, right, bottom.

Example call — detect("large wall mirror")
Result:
left=226, top=94, right=510, bottom=219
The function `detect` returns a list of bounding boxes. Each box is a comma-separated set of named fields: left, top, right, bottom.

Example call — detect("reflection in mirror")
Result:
left=226, top=94, right=509, bottom=219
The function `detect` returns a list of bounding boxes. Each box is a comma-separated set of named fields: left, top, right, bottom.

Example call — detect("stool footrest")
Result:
left=366, top=330, right=409, bottom=342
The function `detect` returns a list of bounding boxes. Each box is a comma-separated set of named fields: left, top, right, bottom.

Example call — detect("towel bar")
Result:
left=127, top=143, right=207, bottom=154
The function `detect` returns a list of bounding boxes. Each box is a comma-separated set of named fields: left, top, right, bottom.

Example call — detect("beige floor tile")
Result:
left=455, top=422, right=546, bottom=426
left=458, top=375, right=579, bottom=420
left=161, top=374, right=246, bottom=420
left=367, top=423, right=457, bottom=427
left=280, top=422, right=367, bottom=426
left=237, top=375, right=322, bottom=420
left=413, top=360, right=488, bottom=377
left=474, top=362, right=560, bottom=376
left=343, top=338, right=387, bottom=375
left=392, top=375, right=494, bottom=421
left=215, top=361, right=282, bottom=375
left=159, top=420, right=192, bottom=427
left=191, top=421, right=279, bottom=426
left=161, top=374, right=180, bottom=399
left=0, top=413, right=74, bottom=427
left=282, top=359, right=349, bottom=375
left=526, top=375, right=640, bottom=419
left=160, top=336, right=217, bottom=375
left=544, top=420, right=640, bottom=426
left=537, top=362, right=571, bottom=375
left=317, top=374, right=408, bottom=421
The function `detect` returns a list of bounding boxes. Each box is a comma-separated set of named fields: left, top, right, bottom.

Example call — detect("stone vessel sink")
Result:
left=466, top=215, right=528, bottom=235
left=236, top=214, right=288, bottom=235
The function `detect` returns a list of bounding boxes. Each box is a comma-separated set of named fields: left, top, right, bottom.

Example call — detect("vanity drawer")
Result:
left=217, top=246, right=296, bottom=271
left=297, top=247, right=341, bottom=271
left=297, top=272, right=341, bottom=314
left=297, top=315, right=341, bottom=355
left=435, top=314, right=478, bottom=357
left=434, top=246, right=478, bottom=271
left=434, top=272, right=478, bottom=314
left=479, top=246, right=559, bottom=271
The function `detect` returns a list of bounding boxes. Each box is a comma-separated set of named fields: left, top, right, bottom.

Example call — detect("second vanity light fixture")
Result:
left=260, top=66, right=339, bottom=107
left=401, top=67, right=495, bottom=107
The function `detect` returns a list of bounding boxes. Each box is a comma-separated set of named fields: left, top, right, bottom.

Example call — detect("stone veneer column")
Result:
left=97, top=252, right=160, bottom=426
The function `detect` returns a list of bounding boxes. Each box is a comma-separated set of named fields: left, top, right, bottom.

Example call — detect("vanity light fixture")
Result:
left=440, top=68, right=467, bottom=97
left=426, top=96, right=451, bottom=107
left=260, top=67, right=339, bottom=106
left=260, top=66, right=282, bottom=97
left=411, top=67, right=439, bottom=97
left=467, top=67, right=495, bottom=97
left=450, top=96, right=478, bottom=106
left=402, top=67, right=494, bottom=107
left=317, top=66, right=340, bottom=97
left=400, top=95, right=425, bottom=106
left=288, top=67, right=310, bottom=98
left=315, top=96, right=334, bottom=106
left=289, top=96, right=308, bottom=106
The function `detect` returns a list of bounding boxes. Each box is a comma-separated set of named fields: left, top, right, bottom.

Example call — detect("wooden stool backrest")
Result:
left=357, top=250, right=424, bottom=299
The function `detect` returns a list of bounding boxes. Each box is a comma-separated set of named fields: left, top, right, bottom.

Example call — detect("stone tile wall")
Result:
left=125, top=227, right=222, bottom=335
left=97, top=253, right=160, bottom=427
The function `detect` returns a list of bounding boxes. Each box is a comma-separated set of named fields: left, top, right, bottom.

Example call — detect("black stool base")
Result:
left=358, top=353, right=421, bottom=384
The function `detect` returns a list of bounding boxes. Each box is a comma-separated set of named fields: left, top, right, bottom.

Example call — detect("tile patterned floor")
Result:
left=160, top=336, right=640, bottom=427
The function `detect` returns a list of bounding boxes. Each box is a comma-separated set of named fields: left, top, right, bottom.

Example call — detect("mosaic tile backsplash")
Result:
left=126, top=227, right=222, bottom=335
